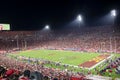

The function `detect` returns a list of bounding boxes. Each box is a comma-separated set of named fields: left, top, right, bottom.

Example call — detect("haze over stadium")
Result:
left=0, top=0, right=120, bottom=80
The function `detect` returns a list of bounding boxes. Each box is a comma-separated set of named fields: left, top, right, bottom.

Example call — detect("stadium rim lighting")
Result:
left=111, top=9, right=116, bottom=17
left=77, top=15, right=82, bottom=21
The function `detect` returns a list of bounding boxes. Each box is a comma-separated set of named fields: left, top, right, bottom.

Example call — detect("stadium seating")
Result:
left=0, top=26, right=120, bottom=53
left=0, top=25, right=120, bottom=79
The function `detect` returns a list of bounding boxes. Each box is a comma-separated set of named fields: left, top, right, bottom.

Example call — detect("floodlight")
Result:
left=111, top=9, right=116, bottom=17
left=77, top=15, right=82, bottom=21
left=45, top=25, right=50, bottom=29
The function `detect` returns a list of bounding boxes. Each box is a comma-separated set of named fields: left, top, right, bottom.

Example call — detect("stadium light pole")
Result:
left=111, top=9, right=117, bottom=25
left=110, top=37, right=113, bottom=54
left=110, top=9, right=117, bottom=54
left=114, top=37, right=117, bottom=53
left=77, top=14, right=82, bottom=27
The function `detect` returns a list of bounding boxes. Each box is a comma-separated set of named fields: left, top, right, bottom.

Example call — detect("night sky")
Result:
left=0, top=0, right=120, bottom=30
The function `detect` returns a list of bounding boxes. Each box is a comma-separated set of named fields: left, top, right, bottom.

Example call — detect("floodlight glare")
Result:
left=45, top=25, right=50, bottom=29
left=77, top=15, right=82, bottom=21
left=111, top=9, right=116, bottom=17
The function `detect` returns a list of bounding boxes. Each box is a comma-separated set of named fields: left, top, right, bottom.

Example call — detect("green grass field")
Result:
left=12, top=49, right=100, bottom=66
left=9, top=49, right=120, bottom=79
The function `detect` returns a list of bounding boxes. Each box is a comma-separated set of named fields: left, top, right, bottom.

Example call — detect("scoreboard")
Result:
left=0, top=24, right=10, bottom=30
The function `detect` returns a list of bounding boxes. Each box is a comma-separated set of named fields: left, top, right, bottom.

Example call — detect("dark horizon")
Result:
left=0, top=0, right=120, bottom=30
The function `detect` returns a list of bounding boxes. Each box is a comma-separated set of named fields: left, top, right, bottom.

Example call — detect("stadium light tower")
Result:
left=77, top=14, right=82, bottom=27
left=109, top=10, right=117, bottom=53
left=110, top=9, right=117, bottom=25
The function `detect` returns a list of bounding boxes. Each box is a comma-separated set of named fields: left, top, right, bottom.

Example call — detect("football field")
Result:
left=9, top=49, right=120, bottom=78
left=11, top=49, right=103, bottom=67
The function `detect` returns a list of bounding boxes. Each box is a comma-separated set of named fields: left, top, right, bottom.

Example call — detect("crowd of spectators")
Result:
left=0, top=54, right=87, bottom=80
left=100, top=57, right=120, bottom=76
left=0, top=26, right=120, bottom=53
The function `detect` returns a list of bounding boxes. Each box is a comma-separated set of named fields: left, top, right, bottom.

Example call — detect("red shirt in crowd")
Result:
left=5, top=69, right=15, bottom=77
